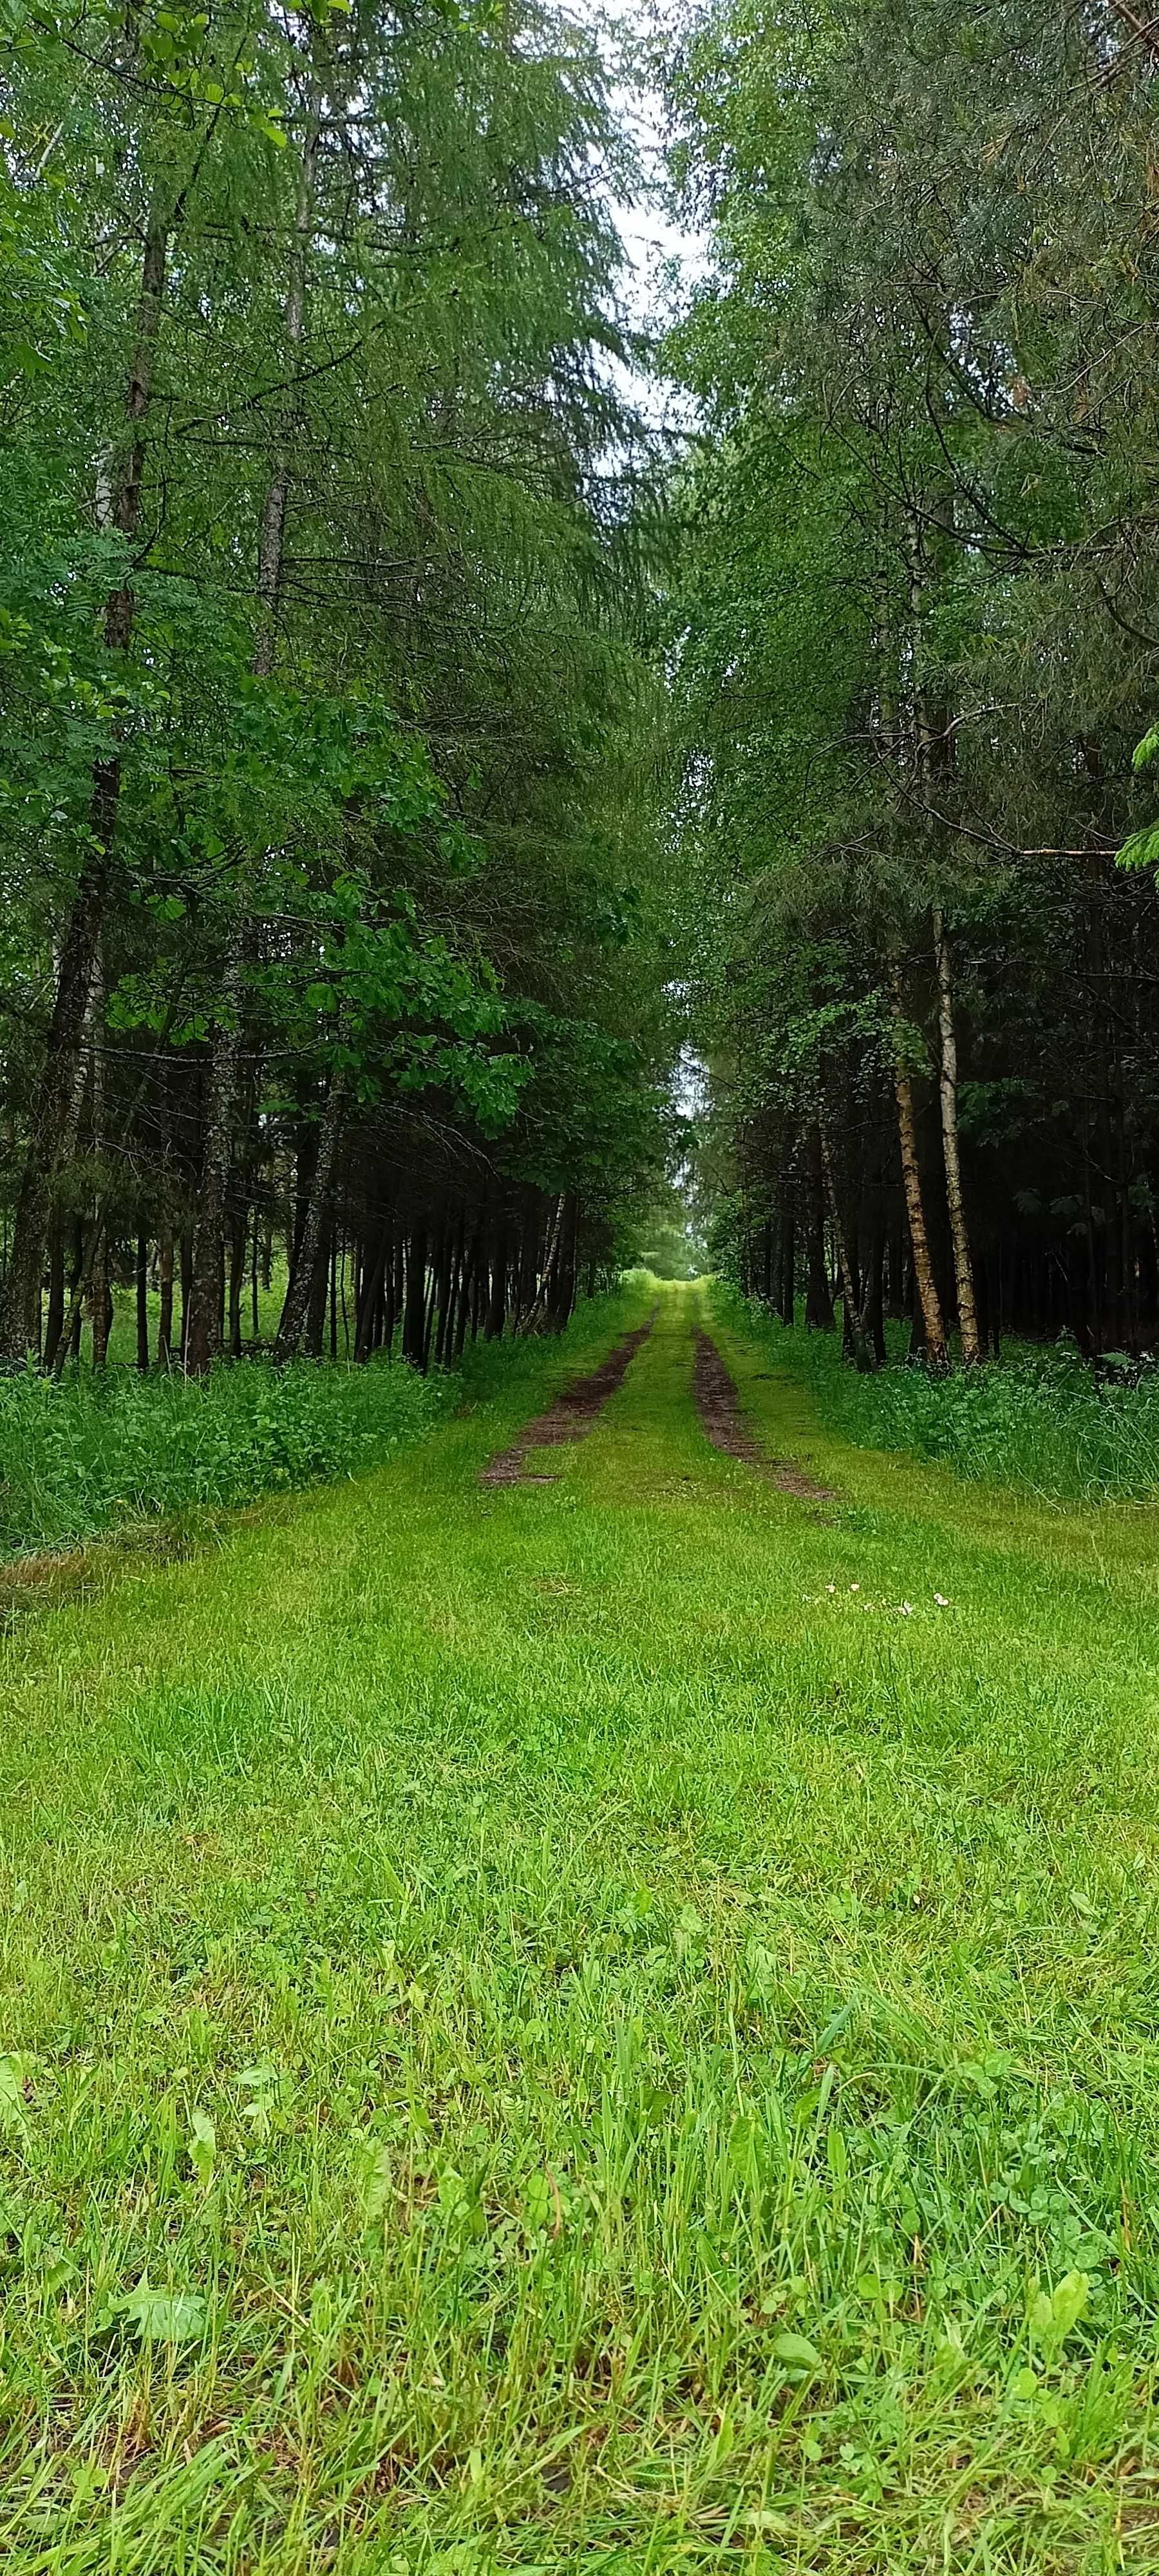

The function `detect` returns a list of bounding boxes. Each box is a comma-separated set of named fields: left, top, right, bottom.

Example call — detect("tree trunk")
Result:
left=804, top=1128, right=834, bottom=1327
left=304, top=1217, right=331, bottom=1358
left=402, top=1230, right=428, bottom=1369
left=891, top=984, right=948, bottom=1368
left=485, top=1229, right=507, bottom=1339
left=158, top=1227, right=174, bottom=1367
left=228, top=1211, right=246, bottom=1359
left=44, top=1217, right=66, bottom=1373
left=185, top=941, right=244, bottom=1373
left=136, top=1235, right=150, bottom=1372
left=932, top=907, right=981, bottom=1364
left=819, top=1118, right=874, bottom=1371
left=778, top=1208, right=795, bottom=1326
left=860, top=1208, right=887, bottom=1366
left=88, top=952, right=111, bottom=1370
left=522, top=1192, right=566, bottom=1332
left=275, top=1070, right=345, bottom=1361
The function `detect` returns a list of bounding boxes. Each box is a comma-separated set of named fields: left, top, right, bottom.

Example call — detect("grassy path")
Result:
left=3, top=1280, right=1159, bottom=2571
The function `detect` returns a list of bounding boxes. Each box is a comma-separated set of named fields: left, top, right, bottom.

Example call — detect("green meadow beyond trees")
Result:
left=7, top=0, right=1159, bottom=2566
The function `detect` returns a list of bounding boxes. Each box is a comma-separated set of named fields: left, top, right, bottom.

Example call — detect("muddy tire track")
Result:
left=692, top=1330, right=834, bottom=1500
left=480, top=1310, right=659, bottom=1486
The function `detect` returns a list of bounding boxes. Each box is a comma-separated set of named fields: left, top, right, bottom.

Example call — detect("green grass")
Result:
left=2, top=1278, right=1159, bottom=2570
left=721, top=1289, right=1159, bottom=1504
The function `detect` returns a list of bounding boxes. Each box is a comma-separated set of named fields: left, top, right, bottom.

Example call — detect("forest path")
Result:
left=3, top=1281, right=1159, bottom=2570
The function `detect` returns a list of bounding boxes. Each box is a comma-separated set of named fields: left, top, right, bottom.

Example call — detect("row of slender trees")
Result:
left=0, top=0, right=671, bottom=1372
left=668, top=0, right=1159, bottom=1363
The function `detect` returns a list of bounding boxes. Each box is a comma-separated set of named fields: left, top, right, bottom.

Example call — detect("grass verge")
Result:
left=713, top=1283, right=1159, bottom=1503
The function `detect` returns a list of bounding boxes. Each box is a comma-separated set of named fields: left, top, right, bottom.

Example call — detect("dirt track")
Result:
left=692, top=1329, right=834, bottom=1499
left=480, top=1309, right=658, bottom=1484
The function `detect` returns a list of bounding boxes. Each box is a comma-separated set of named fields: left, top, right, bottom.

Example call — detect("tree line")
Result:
left=0, top=0, right=671, bottom=1375
left=668, top=0, right=1159, bottom=1363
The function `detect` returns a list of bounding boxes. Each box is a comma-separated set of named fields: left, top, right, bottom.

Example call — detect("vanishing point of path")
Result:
left=3, top=1280, right=1159, bottom=2571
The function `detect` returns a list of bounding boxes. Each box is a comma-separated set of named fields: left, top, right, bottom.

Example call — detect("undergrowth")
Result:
left=0, top=1355, right=449, bottom=1562
left=712, top=1285, right=1159, bottom=1502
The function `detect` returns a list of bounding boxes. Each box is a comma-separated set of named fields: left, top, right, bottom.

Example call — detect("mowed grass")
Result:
left=3, top=1280, right=1159, bottom=2570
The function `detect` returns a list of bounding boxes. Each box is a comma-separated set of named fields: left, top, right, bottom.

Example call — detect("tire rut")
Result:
left=480, top=1309, right=659, bottom=1486
left=692, top=1329, right=834, bottom=1500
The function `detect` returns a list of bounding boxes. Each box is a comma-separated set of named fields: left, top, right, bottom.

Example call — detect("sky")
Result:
left=576, top=0, right=710, bottom=429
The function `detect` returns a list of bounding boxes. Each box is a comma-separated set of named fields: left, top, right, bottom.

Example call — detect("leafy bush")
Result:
left=0, top=1356, right=450, bottom=1561
left=717, top=1288, right=1159, bottom=1503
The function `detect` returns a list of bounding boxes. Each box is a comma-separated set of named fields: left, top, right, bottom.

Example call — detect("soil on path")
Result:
left=693, top=1327, right=834, bottom=1500
left=480, top=1310, right=658, bottom=1486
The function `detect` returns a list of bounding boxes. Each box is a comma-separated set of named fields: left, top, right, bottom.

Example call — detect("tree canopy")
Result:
left=666, top=0, right=1159, bottom=1361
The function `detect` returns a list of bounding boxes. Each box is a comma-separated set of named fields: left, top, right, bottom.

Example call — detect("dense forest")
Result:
left=669, top=0, right=1159, bottom=1365
left=10, top=0, right=1159, bottom=1385
left=0, top=0, right=672, bottom=1377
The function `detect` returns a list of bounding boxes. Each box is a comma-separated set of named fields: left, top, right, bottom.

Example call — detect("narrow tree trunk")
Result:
left=44, top=1217, right=66, bottom=1372
left=304, top=1216, right=331, bottom=1358
left=435, top=1216, right=462, bottom=1365
left=522, top=1192, right=566, bottom=1332
left=185, top=942, right=244, bottom=1373
left=402, top=1230, right=428, bottom=1369
left=179, top=1228, right=194, bottom=1361
left=456, top=1211, right=483, bottom=1358
left=485, top=1229, right=507, bottom=1339
left=355, top=1221, right=389, bottom=1362
left=385, top=1235, right=403, bottom=1354
left=819, top=1119, right=874, bottom=1372
left=228, top=1211, right=246, bottom=1359
left=136, top=1235, right=150, bottom=1372
left=158, top=1227, right=174, bottom=1366
left=860, top=1207, right=887, bottom=1366
left=89, top=952, right=111, bottom=1370
left=778, top=1208, right=795, bottom=1325
left=275, top=1069, right=345, bottom=1361
left=891, top=985, right=947, bottom=1368
left=932, top=908, right=981, bottom=1364
left=804, top=1129, right=834, bottom=1328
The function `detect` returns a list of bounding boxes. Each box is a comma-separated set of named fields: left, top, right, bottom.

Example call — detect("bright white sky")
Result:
left=573, top=0, right=709, bottom=427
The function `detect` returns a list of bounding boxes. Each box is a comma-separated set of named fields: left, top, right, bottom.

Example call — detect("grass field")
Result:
left=3, top=1278, right=1159, bottom=2571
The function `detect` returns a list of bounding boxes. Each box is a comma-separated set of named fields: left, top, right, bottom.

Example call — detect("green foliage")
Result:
left=0, top=1352, right=449, bottom=1558
left=0, top=0, right=670, bottom=1327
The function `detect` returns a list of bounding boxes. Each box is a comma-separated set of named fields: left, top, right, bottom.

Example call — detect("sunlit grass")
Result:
left=1, top=1279, right=1158, bottom=2569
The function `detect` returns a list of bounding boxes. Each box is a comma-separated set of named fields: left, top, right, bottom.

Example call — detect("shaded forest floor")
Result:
left=2, top=1280, right=1159, bottom=2570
